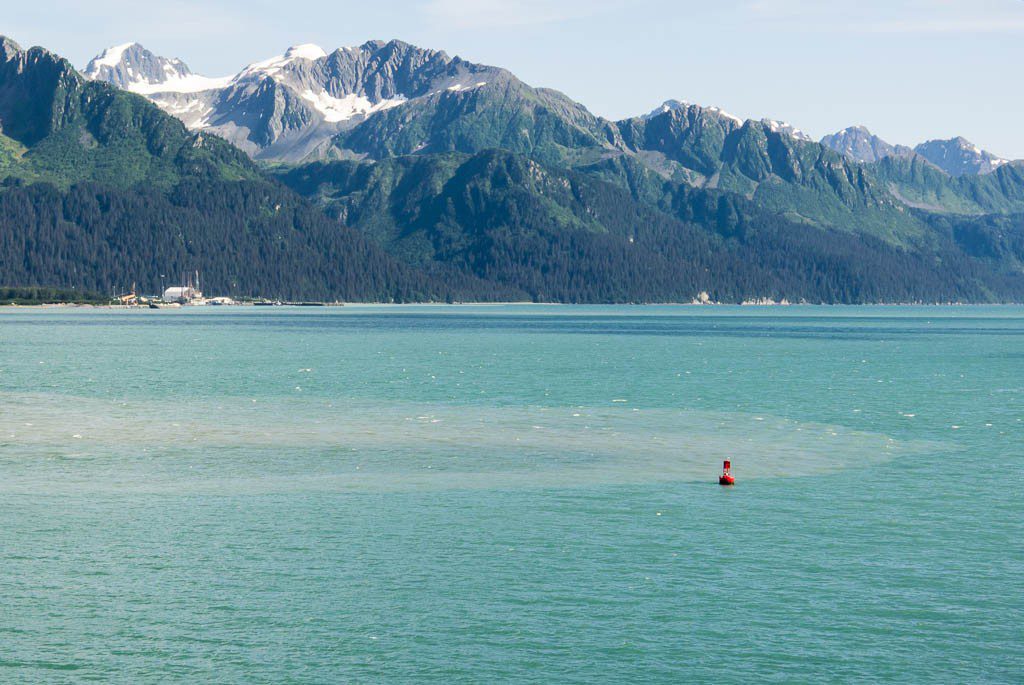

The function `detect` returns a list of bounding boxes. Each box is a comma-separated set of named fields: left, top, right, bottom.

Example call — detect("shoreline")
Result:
left=3, top=300, right=1024, bottom=309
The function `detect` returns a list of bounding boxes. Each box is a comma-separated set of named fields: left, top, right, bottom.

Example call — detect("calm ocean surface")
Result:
left=1, top=305, right=1021, bottom=682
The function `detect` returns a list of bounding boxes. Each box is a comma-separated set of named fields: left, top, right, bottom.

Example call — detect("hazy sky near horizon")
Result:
left=8, top=0, right=1023, bottom=157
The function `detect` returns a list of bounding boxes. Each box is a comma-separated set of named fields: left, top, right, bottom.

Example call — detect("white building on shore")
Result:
left=162, top=286, right=202, bottom=303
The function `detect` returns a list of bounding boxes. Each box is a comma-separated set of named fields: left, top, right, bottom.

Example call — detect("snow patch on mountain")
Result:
left=129, top=73, right=233, bottom=95
left=706, top=106, right=742, bottom=124
left=288, top=43, right=328, bottom=60
left=645, top=100, right=743, bottom=125
left=299, top=89, right=407, bottom=123
left=447, top=81, right=488, bottom=92
left=763, top=119, right=812, bottom=142
left=241, top=44, right=328, bottom=77
left=157, top=98, right=218, bottom=128
left=89, top=43, right=135, bottom=70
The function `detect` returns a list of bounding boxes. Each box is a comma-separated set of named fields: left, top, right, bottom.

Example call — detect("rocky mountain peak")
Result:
left=0, top=37, right=65, bottom=73
left=84, top=42, right=195, bottom=91
left=913, top=137, right=1008, bottom=176
left=820, top=126, right=914, bottom=163
left=0, top=35, right=23, bottom=61
left=760, top=119, right=812, bottom=142
left=643, top=100, right=744, bottom=126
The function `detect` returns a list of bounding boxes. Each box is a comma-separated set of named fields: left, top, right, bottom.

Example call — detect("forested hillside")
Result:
left=0, top=179, right=446, bottom=300
left=0, top=38, right=257, bottom=189
left=277, top=151, right=1024, bottom=303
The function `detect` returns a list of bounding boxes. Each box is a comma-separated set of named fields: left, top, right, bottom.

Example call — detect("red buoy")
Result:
left=719, top=459, right=735, bottom=486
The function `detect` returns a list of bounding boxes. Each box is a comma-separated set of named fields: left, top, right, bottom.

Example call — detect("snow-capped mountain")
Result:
left=84, top=40, right=503, bottom=161
left=913, top=137, right=1008, bottom=177
left=820, top=126, right=914, bottom=163
left=643, top=101, right=816, bottom=143
left=761, top=119, right=812, bottom=142
left=83, top=42, right=230, bottom=94
left=644, top=99, right=743, bottom=125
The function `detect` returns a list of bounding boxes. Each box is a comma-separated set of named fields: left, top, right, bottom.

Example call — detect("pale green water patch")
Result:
left=0, top=392, right=935, bottom=494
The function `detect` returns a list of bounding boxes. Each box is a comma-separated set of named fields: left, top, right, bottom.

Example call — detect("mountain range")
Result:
left=83, top=42, right=1016, bottom=176
left=84, top=40, right=522, bottom=163
left=820, top=125, right=1010, bottom=176
left=1, top=34, right=1023, bottom=303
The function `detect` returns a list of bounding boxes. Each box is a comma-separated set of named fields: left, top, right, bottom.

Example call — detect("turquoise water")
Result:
left=1, top=305, right=1021, bottom=682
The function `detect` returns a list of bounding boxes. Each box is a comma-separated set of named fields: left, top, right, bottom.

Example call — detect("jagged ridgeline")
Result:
left=81, top=39, right=614, bottom=166
left=0, top=37, right=444, bottom=301
left=2, top=34, right=1024, bottom=302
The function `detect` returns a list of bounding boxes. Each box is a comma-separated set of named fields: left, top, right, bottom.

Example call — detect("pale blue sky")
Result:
left=9, top=0, right=1023, bottom=157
